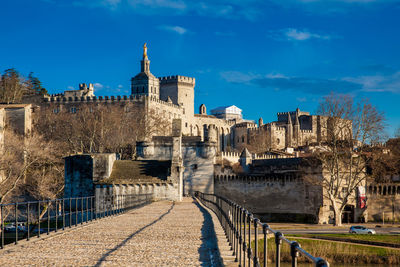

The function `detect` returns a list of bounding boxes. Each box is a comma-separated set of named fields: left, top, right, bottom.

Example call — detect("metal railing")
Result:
left=196, top=192, right=329, bottom=267
left=0, top=193, right=152, bottom=249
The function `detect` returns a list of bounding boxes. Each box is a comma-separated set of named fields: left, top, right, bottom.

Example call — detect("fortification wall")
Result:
left=95, top=182, right=179, bottom=212
left=366, top=184, right=400, bottom=222
left=136, top=139, right=217, bottom=194
left=221, top=151, right=240, bottom=163
left=214, top=175, right=322, bottom=222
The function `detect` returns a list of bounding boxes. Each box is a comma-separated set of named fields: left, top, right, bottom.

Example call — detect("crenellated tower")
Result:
left=159, top=75, right=195, bottom=133
left=286, top=112, right=293, bottom=147
left=131, top=43, right=160, bottom=99
left=293, top=108, right=301, bottom=146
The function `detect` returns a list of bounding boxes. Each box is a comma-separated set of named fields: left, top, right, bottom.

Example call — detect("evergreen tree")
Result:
left=0, top=68, right=25, bottom=104
left=28, top=72, right=48, bottom=96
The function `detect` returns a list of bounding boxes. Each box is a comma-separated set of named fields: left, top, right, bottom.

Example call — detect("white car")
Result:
left=349, top=225, right=376, bottom=234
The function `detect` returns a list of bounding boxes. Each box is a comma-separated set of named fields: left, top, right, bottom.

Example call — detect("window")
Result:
left=242, top=136, right=245, bottom=143
left=53, top=108, right=60, bottom=114
left=70, top=107, right=77, bottom=113
left=185, top=122, right=188, bottom=127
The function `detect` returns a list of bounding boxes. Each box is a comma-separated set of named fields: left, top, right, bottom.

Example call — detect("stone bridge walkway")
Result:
left=0, top=198, right=235, bottom=266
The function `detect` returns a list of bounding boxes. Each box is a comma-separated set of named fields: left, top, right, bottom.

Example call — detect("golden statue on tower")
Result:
left=143, top=43, right=148, bottom=59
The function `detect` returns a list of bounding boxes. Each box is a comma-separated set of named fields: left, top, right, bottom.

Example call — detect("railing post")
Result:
left=239, top=207, right=242, bottom=266
left=275, top=232, right=283, bottom=267
left=290, top=242, right=300, bottom=267
left=69, top=198, right=72, bottom=228
left=47, top=200, right=50, bottom=235
left=55, top=200, right=58, bottom=232
left=86, top=197, right=89, bottom=223
left=254, top=218, right=259, bottom=267
left=81, top=197, right=84, bottom=225
left=247, top=213, right=251, bottom=267
left=263, top=224, right=269, bottom=267
left=75, top=198, right=78, bottom=226
left=235, top=204, right=239, bottom=262
left=38, top=201, right=41, bottom=238
left=15, top=203, right=18, bottom=244
left=90, top=197, right=93, bottom=221
left=62, top=199, right=65, bottom=230
left=0, top=205, right=3, bottom=249
left=243, top=209, right=246, bottom=267
left=27, top=202, right=30, bottom=241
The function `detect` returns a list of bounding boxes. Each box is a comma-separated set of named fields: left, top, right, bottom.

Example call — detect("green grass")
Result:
left=252, top=237, right=400, bottom=265
left=287, top=234, right=400, bottom=245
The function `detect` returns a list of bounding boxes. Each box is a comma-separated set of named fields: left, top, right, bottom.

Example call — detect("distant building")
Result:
left=210, top=105, right=243, bottom=121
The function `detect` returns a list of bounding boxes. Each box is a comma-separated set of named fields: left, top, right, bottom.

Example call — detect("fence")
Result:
left=196, top=192, right=329, bottom=267
left=0, top=193, right=152, bottom=249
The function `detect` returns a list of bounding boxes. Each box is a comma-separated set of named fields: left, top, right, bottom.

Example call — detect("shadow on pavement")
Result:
left=94, top=202, right=175, bottom=267
left=193, top=198, right=223, bottom=267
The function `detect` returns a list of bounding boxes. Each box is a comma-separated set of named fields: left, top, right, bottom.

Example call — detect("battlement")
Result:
left=148, top=96, right=181, bottom=109
left=159, top=75, right=195, bottom=85
left=221, top=151, right=241, bottom=158
left=234, top=122, right=257, bottom=128
left=214, top=174, right=299, bottom=184
left=253, top=154, right=294, bottom=160
left=301, top=129, right=313, bottom=133
left=79, top=83, right=94, bottom=91
left=277, top=110, right=310, bottom=116
left=43, top=94, right=180, bottom=109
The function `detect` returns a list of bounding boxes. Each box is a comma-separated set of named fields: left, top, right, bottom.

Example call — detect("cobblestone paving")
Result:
left=0, top=198, right=229, bottom=266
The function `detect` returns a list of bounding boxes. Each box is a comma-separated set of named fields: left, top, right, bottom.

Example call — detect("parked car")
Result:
left=4, top=222, right=28, bottom=233
left=349, top=225, right=376, bottom=234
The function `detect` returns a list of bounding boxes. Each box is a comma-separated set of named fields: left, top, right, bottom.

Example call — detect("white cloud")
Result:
left=269, top=28, right=332, bottom=41
left=128, top=0, right=186, bottom=10
left=220, top=71, right=260, bottom=83
left=343, top=71, right=400, bottom=93
left=158, top=25, right=188, bottom=35
left=67, top=86, right=75, bottom=90
left=70, top=0, right=264, bottom=20
left=93, top=82, right=104, bottom=89
left=296, top=97, right=307, bottom=102
left=118, top=84, right=123, bottom=88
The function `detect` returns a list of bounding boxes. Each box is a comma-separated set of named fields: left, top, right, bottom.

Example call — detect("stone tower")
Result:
left=293, top=108, right=301, bottom=147
left=159, top=75, right=195, bottom=133
left=286, top=112, right=293, bottom=147
left=131, top=43, right=160, bottom=99
left=239, top=148, right=252, bottom=173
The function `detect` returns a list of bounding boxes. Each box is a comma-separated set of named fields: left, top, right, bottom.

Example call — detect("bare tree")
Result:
left=246, top=127, right=271, bottom=154
left=395, top=127, right=400, bottom=138
left=35, top=102, right=171, bottom=159
left=307, top=93, right=385, bottom=226
left=0, top=132, right=63, bottom=204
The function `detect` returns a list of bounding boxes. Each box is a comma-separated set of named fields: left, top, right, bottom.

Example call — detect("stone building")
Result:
left=24, top=44, right=349, bottom=156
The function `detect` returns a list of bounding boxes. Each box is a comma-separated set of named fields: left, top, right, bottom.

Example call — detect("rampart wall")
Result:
left=95, top=182, right=179, bottom=212
left=214, top=174, right=322, bottom=222
left=366, top=184, right=400, bottom=222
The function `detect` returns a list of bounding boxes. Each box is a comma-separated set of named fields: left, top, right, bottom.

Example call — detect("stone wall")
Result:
left=136, top=136, right=217, bottom=194
left=95, top=182, right=179, bottom=212
left=366, top=184, right=400, bottom=222
left=64, top=153, right=117, bottom=198
left=214, top=174, right=322, bottom=222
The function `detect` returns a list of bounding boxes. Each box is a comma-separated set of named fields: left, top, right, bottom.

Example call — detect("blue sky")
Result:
left=1, top=0, right=400, bottom=136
